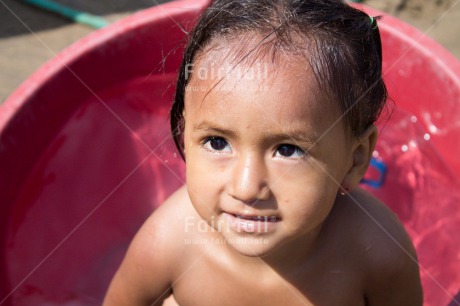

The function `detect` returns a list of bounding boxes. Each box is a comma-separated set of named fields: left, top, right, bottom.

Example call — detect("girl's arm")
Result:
left=362, top=201, right=423, bottom=305
left=103, top=188, right=188, bottom=305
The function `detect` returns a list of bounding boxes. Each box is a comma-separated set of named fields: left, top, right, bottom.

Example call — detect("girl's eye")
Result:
left=275, top=144, right=306, bottom=158
left=203, top=137, right=232, bottom=153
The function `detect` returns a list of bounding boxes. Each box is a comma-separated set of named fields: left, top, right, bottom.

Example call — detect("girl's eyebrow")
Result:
left=268, top=132, right=317, bottom=146
left=194, top=121, right=316, bottom=145
left=194, top=121, right=238, bottom=138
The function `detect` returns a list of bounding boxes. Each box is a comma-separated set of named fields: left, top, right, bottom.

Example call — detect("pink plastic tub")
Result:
left=1, top=1, right=459, bottom=305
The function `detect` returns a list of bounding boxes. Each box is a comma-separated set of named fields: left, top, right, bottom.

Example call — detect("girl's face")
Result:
left=183, top=45, right=355, bottom=257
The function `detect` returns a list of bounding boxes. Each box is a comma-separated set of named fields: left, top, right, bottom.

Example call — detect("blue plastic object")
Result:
left=360, top=157, right=387, bottom=188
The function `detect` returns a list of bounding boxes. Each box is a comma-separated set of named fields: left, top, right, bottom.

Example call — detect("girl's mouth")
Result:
left=231, top=214, right=280, bottom=222
left=223, top=212, right=280, bottom=234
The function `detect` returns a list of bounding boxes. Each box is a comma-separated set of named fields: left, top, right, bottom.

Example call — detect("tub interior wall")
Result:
left=0, top=5, right=196, bottom=304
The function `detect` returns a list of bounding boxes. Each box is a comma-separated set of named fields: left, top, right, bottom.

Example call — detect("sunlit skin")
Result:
left=184, top=47, right=356, bottom=261
left=103, top=39, right=423, bottom=306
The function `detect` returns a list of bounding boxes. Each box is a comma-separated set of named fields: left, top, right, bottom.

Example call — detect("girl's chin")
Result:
left=219, top=232, right=291, bottom=258
left=224, top=236, right=273, bottom=257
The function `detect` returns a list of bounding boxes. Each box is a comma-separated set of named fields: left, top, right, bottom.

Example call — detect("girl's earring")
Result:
left=339, top=186, right=348, bottom=196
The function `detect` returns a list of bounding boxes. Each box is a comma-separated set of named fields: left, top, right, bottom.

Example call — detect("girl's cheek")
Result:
left=270, top=159, right=311, bottom=179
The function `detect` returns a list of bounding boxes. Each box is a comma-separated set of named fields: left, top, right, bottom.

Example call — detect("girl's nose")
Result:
left=228, top=154, right=271, bottom=204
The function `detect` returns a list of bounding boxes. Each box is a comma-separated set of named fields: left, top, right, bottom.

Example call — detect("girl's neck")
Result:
left=224, top=223, right=325, bottom=277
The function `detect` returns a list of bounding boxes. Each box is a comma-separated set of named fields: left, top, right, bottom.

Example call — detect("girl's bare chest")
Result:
left=171, top=252, right=365, bottom=306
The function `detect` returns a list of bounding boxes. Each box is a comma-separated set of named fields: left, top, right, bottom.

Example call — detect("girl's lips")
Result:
left=223, top=212, right=280, bottom=234
left=230, top=214, right=280, bottom=222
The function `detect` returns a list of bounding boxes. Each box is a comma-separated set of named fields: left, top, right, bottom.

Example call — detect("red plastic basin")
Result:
left=1, top=1, right=459, bottom=305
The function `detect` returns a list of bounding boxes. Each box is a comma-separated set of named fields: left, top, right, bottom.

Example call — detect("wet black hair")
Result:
left=170, top=0, right=387, bottom=159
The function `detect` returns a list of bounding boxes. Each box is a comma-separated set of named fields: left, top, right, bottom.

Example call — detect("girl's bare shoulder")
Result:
left=103, top=185, right=195, bottom=305
left=339, top=188, right=414, bottom=260
left=332, top=188, right=423, bottom=304
left=137, top=185, right=196, bottom=256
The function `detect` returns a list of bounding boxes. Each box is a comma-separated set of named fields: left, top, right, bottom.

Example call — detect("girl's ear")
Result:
left=341, top=125, right=378, bottom=193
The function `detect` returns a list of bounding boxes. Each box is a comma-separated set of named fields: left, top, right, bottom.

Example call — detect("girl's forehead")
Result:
left=194, top=33, right=310, bottom=74
left=184, top=43, right=340, bottom=136
left=188, top=38, right=317, bottom=96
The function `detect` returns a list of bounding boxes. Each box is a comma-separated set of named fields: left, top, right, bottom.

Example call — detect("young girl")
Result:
left=103, top=0, right=423, bottom=305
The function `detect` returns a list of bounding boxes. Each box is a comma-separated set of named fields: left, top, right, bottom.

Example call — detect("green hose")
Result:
left=23, top=0, right=109, bottom=29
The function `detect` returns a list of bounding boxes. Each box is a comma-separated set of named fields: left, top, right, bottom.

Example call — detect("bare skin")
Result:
left=104, top=187, right=422, bottom=306
left=103, top=38, right=423, bottom=305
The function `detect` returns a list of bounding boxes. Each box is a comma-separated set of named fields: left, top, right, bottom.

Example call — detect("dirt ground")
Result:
left=0, top=0, right=459, bottom=103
